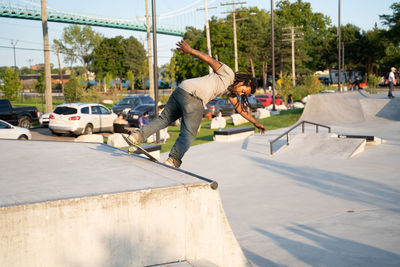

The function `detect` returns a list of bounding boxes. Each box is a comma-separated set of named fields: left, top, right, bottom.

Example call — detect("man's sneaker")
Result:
left=126, top=132, right=140, bottom=144
left=164, top=157, right=181, bottom=168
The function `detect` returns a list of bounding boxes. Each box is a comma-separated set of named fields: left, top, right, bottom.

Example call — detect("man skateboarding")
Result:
left=128, top=40, right=266, bottom=168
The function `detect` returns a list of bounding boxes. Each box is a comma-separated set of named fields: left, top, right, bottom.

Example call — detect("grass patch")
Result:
left=159, top=108, right=303, bottom=153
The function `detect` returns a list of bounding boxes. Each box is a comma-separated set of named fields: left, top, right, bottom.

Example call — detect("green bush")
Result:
left=367, top=74, right=380, bottom=94
left=1, top=68, right=20, bottom=101
left=290, top=85, right=309, bottom=101
left=304, top=74, right=324, bottom=95
left=276, top=73, right=293, bottom=104
left=64, top=72, right=85, bottom=102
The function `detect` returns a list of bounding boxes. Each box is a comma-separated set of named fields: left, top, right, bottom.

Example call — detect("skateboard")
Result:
left=121, top=134, right=159, bottom=162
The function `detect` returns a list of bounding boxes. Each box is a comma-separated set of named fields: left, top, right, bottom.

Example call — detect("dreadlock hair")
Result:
left=227, top=72, right=258, bottom=111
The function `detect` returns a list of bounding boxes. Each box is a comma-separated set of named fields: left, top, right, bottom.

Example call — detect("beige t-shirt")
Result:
left=179, top=64, right=235, bottom=106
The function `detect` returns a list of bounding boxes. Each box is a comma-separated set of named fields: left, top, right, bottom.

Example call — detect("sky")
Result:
left=0, top=0, right=397, bottom=69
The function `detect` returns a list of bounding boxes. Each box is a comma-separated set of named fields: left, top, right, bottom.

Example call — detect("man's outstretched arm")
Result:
left=176, top=40, right=221, bottom=72
left=228, top=96, right=266, bottom=134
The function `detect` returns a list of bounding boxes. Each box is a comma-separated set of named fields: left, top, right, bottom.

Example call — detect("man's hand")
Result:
left=254, top=122, right=266, bottom=134
left=176, top=40, right=192, bottom=54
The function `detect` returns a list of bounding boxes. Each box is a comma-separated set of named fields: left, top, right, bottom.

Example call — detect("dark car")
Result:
left=126, top=104, right=157, bottom=127
left=0, top=98, right=39, bottom=129
left=204, top=97, right=221, bottom=116
left=247, top=95, right=264, bottom=112
left=112, top=95, right=155, bottom=115
left=215, top=99, right=236, bottom=116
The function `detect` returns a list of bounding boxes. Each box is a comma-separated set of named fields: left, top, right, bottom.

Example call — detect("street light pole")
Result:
left=11, top=40, right=18, bottom=71
left=151, top=0, right=160, bottom=143
left=40, top=0, right=52, bottom=113
left=145, top=0, right=154, bottom=99
left=221, top=1, right=246, bottom=73
left=205, top=0, right=213, bottom=74
left=271, top=0, right=276, bottom=111
left=197, top=0, right=216, bottom=74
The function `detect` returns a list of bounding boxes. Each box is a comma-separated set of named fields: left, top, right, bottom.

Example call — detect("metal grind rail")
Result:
left=269, top=120, right=331, bottom=155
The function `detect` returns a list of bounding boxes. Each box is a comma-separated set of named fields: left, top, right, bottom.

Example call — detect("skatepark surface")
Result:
left=161, top=91, right=400, bottom=266
left=1, top=90, right=399, bottom=266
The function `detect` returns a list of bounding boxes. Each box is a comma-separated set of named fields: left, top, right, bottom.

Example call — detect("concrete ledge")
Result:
left=134, top=144, right=161, bottom=160
left=214, top=127, right=255, bottom=142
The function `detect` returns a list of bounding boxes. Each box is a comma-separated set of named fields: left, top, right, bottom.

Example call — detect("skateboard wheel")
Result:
left=128, top=146, right=135, bottom=153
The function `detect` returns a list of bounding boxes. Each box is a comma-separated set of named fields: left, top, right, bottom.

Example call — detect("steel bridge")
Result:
left=0, top=3, right=184, bottom=37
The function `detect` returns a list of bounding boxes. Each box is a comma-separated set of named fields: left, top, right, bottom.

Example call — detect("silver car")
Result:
left=0, top=119, right=32, bottom=140
left=49, top=103, right=117, bottom=136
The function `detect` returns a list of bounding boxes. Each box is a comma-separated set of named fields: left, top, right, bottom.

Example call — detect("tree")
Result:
left=55, top=25, right=103, bottom=75
left=121, top=36, right=147, bottom=81
left=64, top=72, right=85, bottom=102
left=380, top=2, right=400, bottom=44
left=35, top=72, right=45, bottom=94
left=35, top=72, right=46, bottom=111
left=126, top=71, right=135, bottom=90
left=0, top=68, right=20, bottom=101
left=89, top=35, right=146, bottom=88
left=161, top=56, right=177, bottom=89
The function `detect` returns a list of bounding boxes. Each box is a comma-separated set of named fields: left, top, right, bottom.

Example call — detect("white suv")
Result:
left=49, top=103, right=117, bottom=136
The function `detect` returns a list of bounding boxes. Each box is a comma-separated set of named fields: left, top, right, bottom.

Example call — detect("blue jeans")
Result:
left=389, top=81, right=394, bottom=97
left=136, top=88, right=204, bottom=165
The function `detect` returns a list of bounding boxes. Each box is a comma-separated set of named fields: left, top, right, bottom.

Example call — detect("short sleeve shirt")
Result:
left=179, top=64, right=235, bottom=106
left=389, top=71, right=395, bottom=83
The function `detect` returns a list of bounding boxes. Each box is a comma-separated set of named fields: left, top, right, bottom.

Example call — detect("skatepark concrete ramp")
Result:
left=300, top=90, right=400, bottom=125
left=275, top=133, right=366, bottom=159
left=0, top=140, right=250, bottom=267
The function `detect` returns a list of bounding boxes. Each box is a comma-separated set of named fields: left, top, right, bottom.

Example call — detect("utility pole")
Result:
left=10, top=40, right=18, bottom=71
left=151, top=0, right=160, bottom=143
left=338, top=0, right=341, bottom=92
left=282, top=26, right=303, bottom=86
left=40, top=0, right=52, bottom=113
left=27, top=59, right=33, bottom=69
left=145, top=0, right=154, bottom=99
left=271, top=0, right=276, bottom=111
left=197, top=0, right=217, bottom=74
left=55, top=43, right=64, bottom=95
left=221, top=1, right=246, bottom=72
left=342, top=42, right=346, bottom=82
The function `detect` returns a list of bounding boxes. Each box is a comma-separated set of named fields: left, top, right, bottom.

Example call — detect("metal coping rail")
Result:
left=269, top=120, right=331, bottom=155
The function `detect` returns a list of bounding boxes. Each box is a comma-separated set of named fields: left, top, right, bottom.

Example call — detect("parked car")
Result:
left=215, top=99, right=236, bottom=116
left=247, top=95, right=264, bottom=112
left=49, top=103, right=117, bottom=136
left=204, top=97, right=221, bottom=116
left=39, top=112, right=50, bottom=127
left=255, top=94, right=283, bottom=107
left=0, top=119, right=31, bottom=140
left=126, top=104, right=157, bottom=127
left=112, top=95, right=155, bottom=115
left=0, top=98, right=39, bottom=129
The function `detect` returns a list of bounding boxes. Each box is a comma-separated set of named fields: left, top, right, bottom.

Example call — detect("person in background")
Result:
left=113, top=113, right=131, bottom=134
left=388, top=67, right=396, bottom=99
left=287, top=94, right=293, bottom=109
left=139, top=111, right=150, bottom=128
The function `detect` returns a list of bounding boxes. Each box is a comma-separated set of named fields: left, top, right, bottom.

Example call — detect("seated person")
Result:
left=113, top=113, right=131, bottom=134
left=139, top=111, right=150, bottom=128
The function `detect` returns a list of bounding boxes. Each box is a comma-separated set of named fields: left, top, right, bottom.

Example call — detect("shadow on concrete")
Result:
left=242, top=248, right=284, bottom=267
left=376, top=98, right=400, bottom=121
left=254, top=225, right=400, bottom=267
left=249, top=156, right=400, bottom=213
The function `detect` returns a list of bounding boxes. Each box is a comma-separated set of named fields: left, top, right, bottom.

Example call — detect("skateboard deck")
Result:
left=122, top=134, right=159, bottom=162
